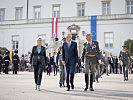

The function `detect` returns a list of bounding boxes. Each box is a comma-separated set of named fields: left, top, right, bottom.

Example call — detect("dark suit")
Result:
left=30, top=46, right=47, bottom=85
left=62, top=41, right=78, bottom=89
left=114, top=57, right=118, bottom=74
left=46, top=56, right=53, bottom=76
left=109, top=57, right=114, bottom=73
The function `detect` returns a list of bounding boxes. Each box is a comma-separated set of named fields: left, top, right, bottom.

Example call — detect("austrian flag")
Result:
left=52, top=17, right=58, bottom=38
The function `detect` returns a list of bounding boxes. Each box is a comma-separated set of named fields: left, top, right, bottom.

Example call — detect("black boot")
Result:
left=90, top=74, right=94, bottom=91
left=84, top=74, right=88, bottom=91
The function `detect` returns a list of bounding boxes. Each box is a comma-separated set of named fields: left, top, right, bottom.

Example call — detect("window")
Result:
left=15, top=7, right=22, bottom=20
left=12, top=36, right=19, bottom=50
left=34, top=6, right=41, bottom=19
left=0, top=8, right=5, bottom=21
left=77, top=3, right=85, bottom=16
left=104, top=32, right=113, bottom=48
left=126, top=1, right=133, bottom=14
left=38, top=34, right=46, bottom=47
left=102, top=2, right=110, bottom=15
left=53, top=5, right=60, bottom=18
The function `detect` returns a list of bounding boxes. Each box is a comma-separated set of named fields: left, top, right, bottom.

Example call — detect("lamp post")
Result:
left=67, top=24, right=80, bottom=40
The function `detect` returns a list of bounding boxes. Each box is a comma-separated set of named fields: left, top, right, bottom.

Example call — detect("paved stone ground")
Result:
left=0, top=72, right=133, bottom=100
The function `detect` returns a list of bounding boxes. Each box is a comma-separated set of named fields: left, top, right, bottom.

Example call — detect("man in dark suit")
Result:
left=109, top=55, right=114, bottom=74
left=114, top=56, right=118, bottom=74
left=62, top=34, right=78, bottom=91
left=52, top=52, right=58, bottom=76
left=47, top=53, right=53, bottom=76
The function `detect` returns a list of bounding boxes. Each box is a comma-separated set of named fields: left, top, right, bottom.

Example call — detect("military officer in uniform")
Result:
left=3, top=50, right=10, bottom=74
left=119, top=45, right=131, bottom=81
left=82, top=34, right=101, bottom=91
left=12, top=49, right=20, bottom=74
left=0, top=51, right=2, bottom=74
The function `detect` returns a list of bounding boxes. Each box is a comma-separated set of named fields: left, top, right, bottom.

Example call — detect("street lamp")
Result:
left=67, top=24, right=80, bottom=40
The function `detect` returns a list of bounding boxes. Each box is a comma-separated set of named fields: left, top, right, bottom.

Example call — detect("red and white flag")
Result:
left=52, top=17, right=58, bottom=38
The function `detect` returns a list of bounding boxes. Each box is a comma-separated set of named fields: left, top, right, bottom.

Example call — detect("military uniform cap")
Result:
left=15, top=49, right=18, bottom=53
left=86, top=33, right=92, bottom=36
left=122, top=45, right=126, bottom=47
left=5, top=50, right=9, bottom=54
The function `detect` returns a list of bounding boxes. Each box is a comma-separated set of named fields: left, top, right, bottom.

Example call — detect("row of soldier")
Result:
left=0, top=50, right=19, bottom=74
left=0, top=50, right=32, bottom=74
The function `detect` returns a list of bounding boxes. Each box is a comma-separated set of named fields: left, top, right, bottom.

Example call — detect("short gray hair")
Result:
left=66, top=33, right=72, bottom=37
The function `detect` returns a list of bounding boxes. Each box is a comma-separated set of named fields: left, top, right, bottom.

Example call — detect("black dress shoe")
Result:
left=89, top=88, right=94, bottom=91
left=71, top=85, right=74, bottom=89
left=84, top=87, right=88, bottom=91
left=66, top=88, right=70, bottom=91
left=60, top=83, right=62, bottom=87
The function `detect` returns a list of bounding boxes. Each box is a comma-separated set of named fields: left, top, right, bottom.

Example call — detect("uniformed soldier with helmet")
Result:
left=82, top=34, right=101, bottom=91
left=119, top=45, right=131, bottom=81
left=0, top=51, right=2, bottom=74
left=3, top=50, right=10, bottom=74
left=12, top=49, right=20, bottom=74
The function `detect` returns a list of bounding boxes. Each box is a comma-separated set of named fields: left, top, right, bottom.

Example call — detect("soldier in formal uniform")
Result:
left=56, top=38, right=66, bottom=87
left=3, top=50, right=10, bottom=74
left=0, top=51, right=2, bottom=74
left=82, top=34, right=101, bottom=91
left=119, top=45, right=131, bottom=81
left=12, top=49, right=20, bottom=74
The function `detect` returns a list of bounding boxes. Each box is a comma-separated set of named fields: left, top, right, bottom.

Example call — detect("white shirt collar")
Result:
left=87, top=40, right=92, bottom=44
left=67, top=40, right=72, bottom=44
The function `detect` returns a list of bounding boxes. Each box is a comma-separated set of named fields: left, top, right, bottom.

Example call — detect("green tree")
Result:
left=0, top=47, right=8, bottom=56
left=124, top=39, right=133, bottom=56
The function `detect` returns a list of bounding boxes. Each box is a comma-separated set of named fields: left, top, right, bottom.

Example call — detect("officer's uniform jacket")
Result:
left=119, top=50, right=131, bottom=65
left=82, top=40, right=101, bottom=64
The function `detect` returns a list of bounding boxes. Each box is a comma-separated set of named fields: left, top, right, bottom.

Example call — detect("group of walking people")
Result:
left=29, top=33, right=132, bottom=92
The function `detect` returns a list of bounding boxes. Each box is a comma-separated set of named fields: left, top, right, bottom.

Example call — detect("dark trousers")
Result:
left=115, top=64, right=118, bottom=74
left=13, top=64, right=18, bottom=74
left=110, top=63, right=114, bottom=73
left=34, top=63, right=44, bottom=85
left=123, top=64, right=128, bottom=80
left=0, top=65, right=2, bottom=73
left=66, top=63, right=75, bottom=89
left=53, top=63, right=58, bottom=75
left=47, top=65, right=51, bottom=76
left=5, top=64, right=9, bottom=74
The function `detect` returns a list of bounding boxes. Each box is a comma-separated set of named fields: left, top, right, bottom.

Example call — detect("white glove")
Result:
left=98, top=60, right=102, bottom=64
left=81, top=62, right=84, bottom=66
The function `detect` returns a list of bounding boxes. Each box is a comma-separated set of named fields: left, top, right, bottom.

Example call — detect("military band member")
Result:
left=82, top=34, right=101, bottom=91
left=12, top=49, right=20, bottom=74
left=0, top=51, right=2, bottom=74
left=3, top=50, right=10, bottom=74
left=119, top=45, right=131, bottom=81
